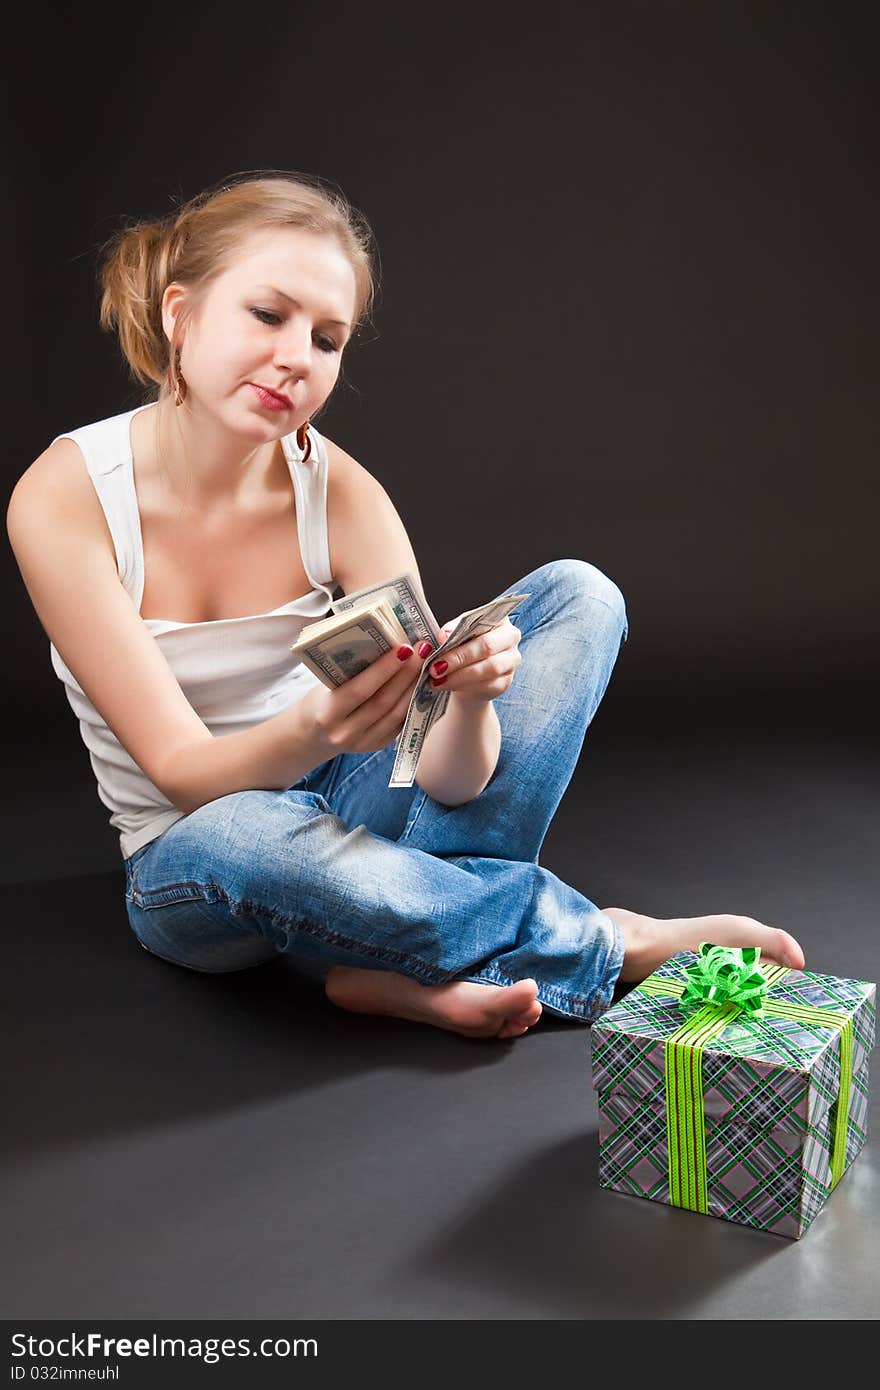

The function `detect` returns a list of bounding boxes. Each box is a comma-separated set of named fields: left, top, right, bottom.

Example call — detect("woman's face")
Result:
left=165, top=225, right=357, bottom=438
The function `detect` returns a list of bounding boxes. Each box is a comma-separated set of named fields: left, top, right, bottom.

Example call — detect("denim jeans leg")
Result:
left=126, top=783, right=624, bottom=1021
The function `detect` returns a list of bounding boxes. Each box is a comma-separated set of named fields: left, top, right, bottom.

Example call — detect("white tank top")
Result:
left=48, top=402, right=338, bottom=861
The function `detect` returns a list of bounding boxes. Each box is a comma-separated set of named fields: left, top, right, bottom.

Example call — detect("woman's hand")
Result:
left=421, top=616, right=522, bottom=704
left=300, top=642, right=422, bottom=756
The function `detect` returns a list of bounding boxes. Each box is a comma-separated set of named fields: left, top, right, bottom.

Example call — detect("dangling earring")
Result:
left=171, top=346, right=187, bottom=407
left=296, top=419, right=312, bottom=461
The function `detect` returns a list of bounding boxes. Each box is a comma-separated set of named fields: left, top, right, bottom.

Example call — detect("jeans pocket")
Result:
left=132, top=878, right=224, bottom=911
left=125, top=894, right=275, bottom=973
left=125, top=842, right=218, bottom=912
left=124, top=845, right=152, bottom=903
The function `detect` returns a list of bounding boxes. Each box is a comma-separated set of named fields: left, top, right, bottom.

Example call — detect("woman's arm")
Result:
left=324, top=437, right=428, bottom=601
left=414, top=614, right=523, bottom=806
left=414, top=694, right=501, bottom=806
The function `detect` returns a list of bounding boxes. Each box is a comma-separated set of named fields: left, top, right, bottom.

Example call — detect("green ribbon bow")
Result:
left=679, top=943, right=770, bottom=1019
left=636, top=942, right=855, bottom=1218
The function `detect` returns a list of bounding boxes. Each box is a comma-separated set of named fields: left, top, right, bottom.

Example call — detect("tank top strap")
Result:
left=49, top=406, right=151, bottom=608
left=281, top=422, right=335, bottom=593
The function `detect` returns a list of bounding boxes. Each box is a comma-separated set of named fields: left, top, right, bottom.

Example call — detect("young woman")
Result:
left=7, top=172, right=805, bottom=1039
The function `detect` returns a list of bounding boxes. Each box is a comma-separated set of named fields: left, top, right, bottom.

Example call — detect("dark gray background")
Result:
left=4, top=0, right=878, bottom=1325
left=8, top=3, right=879, bottom=742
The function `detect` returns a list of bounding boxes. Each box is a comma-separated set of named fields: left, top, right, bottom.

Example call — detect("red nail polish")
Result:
left=432, top=660, right=448, bottom=676
left=417, top=640, right=433, bottom=658
left=431, top=675, right=448, bottom=686
left=396, top=645, right=414, bottom=660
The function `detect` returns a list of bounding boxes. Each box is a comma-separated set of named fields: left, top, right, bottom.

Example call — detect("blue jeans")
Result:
left=123, top=559, right=629, bottom=1022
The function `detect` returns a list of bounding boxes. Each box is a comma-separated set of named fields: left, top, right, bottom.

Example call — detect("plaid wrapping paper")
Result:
left=590, top=950, right=875, bottom=1239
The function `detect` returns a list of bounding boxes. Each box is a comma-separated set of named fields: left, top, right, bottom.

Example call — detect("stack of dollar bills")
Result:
left=289, top=571, right=529, bottom=788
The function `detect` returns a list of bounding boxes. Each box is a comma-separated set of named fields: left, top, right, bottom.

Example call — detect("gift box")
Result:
left=590, top=944, right=875, bottom=1239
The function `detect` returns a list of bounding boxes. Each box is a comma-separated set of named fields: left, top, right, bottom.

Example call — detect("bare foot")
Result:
left=602, top=907, right=806, bottom=983
left=325, top=966, right=543, bottom=1040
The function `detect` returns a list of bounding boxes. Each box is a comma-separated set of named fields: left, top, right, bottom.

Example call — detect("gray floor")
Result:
left=3, top=716, right=878, bottom=1319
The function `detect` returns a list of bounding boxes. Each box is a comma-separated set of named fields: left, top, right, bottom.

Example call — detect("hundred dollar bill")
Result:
left=289, top=598, right=410, bottom=687
left=332, top=570, right=453, bottom=727
left=330, top=571, right=441, bottom=645
left=388, top=590, right=531, bottom=788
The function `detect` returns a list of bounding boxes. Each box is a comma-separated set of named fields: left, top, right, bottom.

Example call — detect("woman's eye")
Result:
left=250, top=308, right=339, bottom=354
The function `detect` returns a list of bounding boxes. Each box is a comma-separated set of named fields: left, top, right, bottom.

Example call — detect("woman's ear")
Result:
left=161, top=282, right=188, bottom=344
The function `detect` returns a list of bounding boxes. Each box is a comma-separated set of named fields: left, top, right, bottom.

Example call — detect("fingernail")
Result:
left=431, top=660, right=448, bottom=676
left=397, top=645, right=414, bottom=661
left=430, top=675, right=448, bottom=686
left=417, top=640, right=433, bottom=658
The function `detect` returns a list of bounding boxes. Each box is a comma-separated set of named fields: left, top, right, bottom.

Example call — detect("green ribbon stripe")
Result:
left=636, top=946, right=855, bottom=1213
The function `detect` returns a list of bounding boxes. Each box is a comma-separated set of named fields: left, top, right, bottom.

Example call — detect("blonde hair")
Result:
left=96, top=168, right=379, bottom=415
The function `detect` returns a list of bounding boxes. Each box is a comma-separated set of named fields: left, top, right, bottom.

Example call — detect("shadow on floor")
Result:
left=5, top=867, right=546, bottom=1161
left=402, top=1131, right=784, bottom=1318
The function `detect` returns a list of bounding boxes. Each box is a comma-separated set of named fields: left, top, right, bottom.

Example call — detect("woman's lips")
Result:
left=250, top=383, right=292, bottom=411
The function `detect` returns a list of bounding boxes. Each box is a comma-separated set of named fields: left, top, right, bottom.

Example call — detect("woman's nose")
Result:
left=274, top=322, right=313, bottom=373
